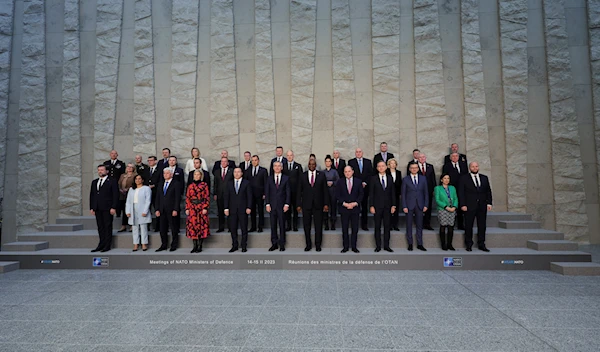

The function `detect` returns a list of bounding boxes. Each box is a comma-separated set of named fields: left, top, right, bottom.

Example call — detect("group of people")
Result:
left=89, top=142, right=493, bottom=253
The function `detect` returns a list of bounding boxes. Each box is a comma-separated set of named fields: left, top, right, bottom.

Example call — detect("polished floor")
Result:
left=0, top=250, right=599, bottom=351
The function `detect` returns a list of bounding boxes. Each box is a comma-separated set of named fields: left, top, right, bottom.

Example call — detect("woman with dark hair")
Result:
left=434, top=173, right=458, bottom=250
left=125, top=174, right=152, bottom=251
left=185, top=170, right=210, bottom=253
left=322, top=155, right=340, bottom=230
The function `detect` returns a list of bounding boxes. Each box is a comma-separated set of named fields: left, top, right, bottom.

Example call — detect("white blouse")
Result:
left=185, top=157, right=208, bottom=174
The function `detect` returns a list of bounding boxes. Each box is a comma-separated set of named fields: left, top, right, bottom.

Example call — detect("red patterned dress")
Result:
left=185, top=182, right=210, bottom=239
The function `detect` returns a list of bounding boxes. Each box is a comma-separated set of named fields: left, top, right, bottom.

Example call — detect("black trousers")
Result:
left=373, top=209, right=391, bottom=249
left=340, top=211, right=359, bottom=250
left=159, top=211, right=180, bottom=249
left=302, top=207, right=323, bottom=248
left=250, top=195, right=264, bottom=229
left=119, top=199, right=128, bottom=226
left=391, top=195, right=400, bottom=228
left=95, top=210, right=113, bottom=250
left=270, top=209, right=287, bottom=246
left=285, top=192, right=299, bottom=229
left=464, top=203, right=487, bottom=247
left=217, top=193, right=226, bottom=230
left=423, top=192, right=433, bottom=226
left=229, top=211, right=249, bottom=248
left=360, top=186, right=369, bottom=228
left=456, top=208, right=465, bottom=229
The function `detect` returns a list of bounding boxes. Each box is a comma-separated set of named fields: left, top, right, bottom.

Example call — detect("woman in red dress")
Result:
left=185, top=170, right=210, bottom=253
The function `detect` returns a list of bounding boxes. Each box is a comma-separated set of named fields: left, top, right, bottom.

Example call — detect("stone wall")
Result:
left=1, top=0, right=600, bottom=244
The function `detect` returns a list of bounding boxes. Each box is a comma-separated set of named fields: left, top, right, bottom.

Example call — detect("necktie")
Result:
left=163, top=181, right=169, bottom=195
left=253, top=167, right=257, bottom=177
left=347, top=178, right=352, bottom=194
left=112, top=160, right=115, bottom=165
left=235, top=180, right=239, bottom=194
left=335, top=160, right=339, bottom=169
left=421, top=164, right=425, bottom=174
left=383, top=153, right=386, bottom=162
left=222, top=168, right=225, bottom=180
left=413, top=176, right=417, bottom=186
left=381, top=176, right=386, bottom=189
left=276, top=175, right=280, bottom=189
left=359, top=159, right=363, bottom=173
left=475, top=175, right=480, bottom=188
left=310, top=172, right=315, bottom=187
left=151, top=167, right=155, bottom=175
left=98, top=178, right=103, bottom=191
left=454, top=163, right=457, bottom=170
left=289, top=162, right=292, bottom=170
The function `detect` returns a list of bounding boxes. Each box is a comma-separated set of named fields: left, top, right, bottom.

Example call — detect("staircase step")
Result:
left=0, top=261, right=20, bottom=273
left=527, top=240, right=578, bottom=251
left=499, top=220, right=541, bottom=229
left=2, top=241, right=49, bottom=251
left=44, top=224, right=84, bottom=232
left=550, top=262, right=600, bottom=276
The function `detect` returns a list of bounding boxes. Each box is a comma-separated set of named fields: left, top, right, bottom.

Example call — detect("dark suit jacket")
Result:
left=373, top=152, right=395, bottom=167
left=401, top=174, right=429, bottom=210
left=238, top=160, right=252, bottom=173
left=213, top=160, right=237, bottom=174
left=244, top=166, right=268, bottom=198
left=442, top=160, right=468, bottom=187
left=147, top=166, right=161, bottom=201
left=387, top=170, right=402, bottom=197
left=416, top=163, right=436, bottom=195
left=160, top=167, right=185, bottom=194
left=332, top=158, right=346, bottom=178
left=335, top=177, right=364, bottom=214
left=134, top=163, right=150, bottom=183
left=265, top=173, right=291, bottom=210
left=270, top=156, right=286, bottom=175
left=369, top=174, right=396, bottom=210
left=104, top=159, right=126, bottom=180
left=187, top=170, right=211, bottom=193
left=297, top=171, right=330, bottom=210
left=90, top=177, right=119, bottom=211
left=213, top=167, right=234, bottom=196
left=224, top=178, right=253, bottom=214
left=157, top=158, right=170, bottom=172
left=282, top=161, right=303, bottom=194
left=458, top=173, right=492, bottom=209
left=444, top=153, right=467, bottom=166
left=155, top=179, right=182, bottom=213
left=347, top=158, right=374, bottom=185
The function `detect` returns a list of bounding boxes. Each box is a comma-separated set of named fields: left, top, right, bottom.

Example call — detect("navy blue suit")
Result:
left=348, top=158, right=374, bottom=228
left=224, top=178, right=253, bottom=249
left=265, top=173, right=291, bottom=246
left=335, top=177, right=364, bottom=250
left=401, top=174, right=429, bottom=246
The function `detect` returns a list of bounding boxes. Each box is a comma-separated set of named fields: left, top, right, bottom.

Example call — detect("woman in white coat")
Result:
left=126, top=174, right=152, bottom=251
left=185, top=147, right=208, bottom=174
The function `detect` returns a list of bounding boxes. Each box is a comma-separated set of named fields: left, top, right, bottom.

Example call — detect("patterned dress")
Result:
left=185, top=182, right=210, bottom=239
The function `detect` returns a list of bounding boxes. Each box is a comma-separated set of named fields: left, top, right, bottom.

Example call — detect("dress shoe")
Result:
left=155, top=246, right=167, bottom=252
left=304, top=246, right=311, bottom=252
left=384, top=247, right=394, bottom=253
left=100, top=248, right=111, bottom=253
left=118, top=228, right=127, bottom=233
left=285, top=227, right=291, bottom=232
left=374, top=247, right=381, bottom=252
left=248, top=228, right=257, bottom=232
left=316, top=247, right=322, bottom=252
left=229, top=247, right=238, bottom=253
left=352, top=248, right=360, bottom=253
left=324, top=224, right=330, bottom=231
left=361, top=226, right=369, bottom=231
left=408, top=244, right=413, bottom=251
left=279, top=246, right=286, bottom=251
left=258, top=227, right=263, bottom=232
left=424, top=225, right=434, bottom=231
left=293, top=227, right=298, bottom=232
left=478, top=246, right=490, bottom=252
left=417, top=245, right=427, bottom=251
left=458, top=226, right=465, bottom=231
left=143, top=248, right=148, bottom=251
left=91, top=248, right=100, bottom=253
left=393, top=227, right=400, bottom=231
left=216, top=229, right=224, bottom=233
left=466, top=246, right=472, bottom=252
left=268, top=244, right=278, bottom=251
left=442, top=245, right=448, bottom=251
left=169, top=247, right=177, bottom=252
left=132, top=248, right=138, bottom=252
left=331, top=225, right=336, bottom=230
left=448, top=245, right=456, bottom=251
left=242, top=248, right=247, bottom=253
left=341, top=248, right=348, bottom=253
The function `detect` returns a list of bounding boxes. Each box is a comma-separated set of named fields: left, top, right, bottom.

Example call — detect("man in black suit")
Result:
left=155, top=168, right=182, bottom=252
left=147, top=156, right=161, bottom=232
left=332, top=150, right=346, bottom=178
left=104, top=150, right=126, bottom=217
left=335, top=166, right=363, bottom=253
left=212, top=150, right=236, bottom=172
left=373, top=142, right=395, bottom=166
left=265, top=161, right=291, bottom=251
left=134, top=154, right=149, bottom=181
left=90, top=165, right=119, bottom=252
left=213, top=157, right=234, bottom=232
left=283, top=150, right=303, bottom=231
left=406, top=148, right=420, bottom=174
left=239, top=151, right=252, bottom=173
left=157, top=148, right=171, bottom=172
left=459, top=162, right=492, bottom=252
left=348, top=148, right=373, bottom=231
left=161, top=156, right=185, bottom=195
left=297, top=159, right=330, bottom=252
left=369, top=161, right=396, bottom=252
left=444, top=143, right=467, bottom=165
left=224, top=168, right=253, bottom=252
left=269, top=146, right=285, bottom=175
left=402, top=162, right=429, bottom=251
left=417, top=153, right=436, bottom=230
left=245, top=155, right=268, bottom=232
left=442, top=152, right=468, bottom=229
left=187, top=157, right=211, bottom=192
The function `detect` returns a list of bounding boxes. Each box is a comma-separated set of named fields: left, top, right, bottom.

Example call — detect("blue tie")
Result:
left=413, top=176, right=417, bottom=186
left=381, top=176, right=385, bottom=189
left=235, top=180, right=239, bottom=194
left=163, top=182, right=169, bottom=195
left=359, top=159, right=363, bottom=173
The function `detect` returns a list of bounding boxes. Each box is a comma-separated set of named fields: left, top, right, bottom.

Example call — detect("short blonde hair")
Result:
left=387, top=158, right=397, bottom=169
left=193, top=169, right=204, bottom=181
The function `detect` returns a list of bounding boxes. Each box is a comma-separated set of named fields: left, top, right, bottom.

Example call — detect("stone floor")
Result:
left=1, top=266, right=600, bottom=352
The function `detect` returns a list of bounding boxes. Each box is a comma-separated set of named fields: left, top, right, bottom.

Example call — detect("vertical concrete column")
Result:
left=270, top=0, right=291, bottom=148
left=152, top=0, right=172, bottom=153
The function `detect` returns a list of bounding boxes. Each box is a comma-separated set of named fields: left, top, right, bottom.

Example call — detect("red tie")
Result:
left=310, top=172, right=314, bottom=187
left=221, top=168, right=225, bottom=180
left=421, top=165, right=426, bottom=175
left=347, top=178, right=352, bottom=194
left=335, top=160, right=338, bottom=169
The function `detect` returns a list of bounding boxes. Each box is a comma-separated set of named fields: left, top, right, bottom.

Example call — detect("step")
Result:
left=2, top=241, right=50, bottom=251
left=0, top=261, right=20, bottom=273
left=44, top=224, right=84, bottom=232
left=550, top=262, right=600, bottom=276
left=499, top=220, right=541, bottom=229
left=527, top=240, right=578, bottom=251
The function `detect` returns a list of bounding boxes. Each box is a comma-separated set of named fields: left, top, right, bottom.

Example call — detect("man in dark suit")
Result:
left=161, top=156, right=185, bottom=195
left=245, top=155, right=268, bottom=232
left=134, top=154, right=150, bottom=181
left=187, top=157, right=211, bottom=192
left=459, top=161, right=493, bottom=252
left=442, top=152, right=468, bottom=229
left=369, top=161, right=396, bottom=252
left=155, top=168, right=182, bottom=252
left=265, top=161, right=291, bottom=251
left=373, top=142, right=395, bottom=166
left=406, top=148, right=420, bottom=174
left=224, top=168, right=253, bottom=252
left=239, top=151, right=252, bottom=173
left=282, top=150, right=303, bottom=231
left=147, top=156, right=161, bottom=232
left=269, top=146, right=285, bottom=175
left=444, top=143, right=467, bottom=165
left=297, top=159, right=330, bottom=252
left=212, top=150, right=236, bottom=172
left=416, top=153, right=436, bottom=230
left=347, top=148, right=373, bottom=231
left=213, top=157, right=234, bottom=232
left=332, top=150, right=346, bottom=178
left=103, top=150, right=125, bottom=218
left=157, top=148, right=171, bottom=172
left=90, top=165, right=119, bottom=252
left=402, top=162, right=429, bottom=251
left=335, top=166, right=363, bottom=253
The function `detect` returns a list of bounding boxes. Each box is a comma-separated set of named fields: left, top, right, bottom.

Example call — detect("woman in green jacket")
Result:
left=434, top=174, right=458, bottom=250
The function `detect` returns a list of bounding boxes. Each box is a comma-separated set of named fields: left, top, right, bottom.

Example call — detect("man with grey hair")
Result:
left=155, top=168, right=182, bottom=252
left=444, top=143, right=467, bottom=165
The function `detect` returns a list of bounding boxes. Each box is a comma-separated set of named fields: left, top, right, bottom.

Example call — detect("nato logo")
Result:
left=93, top=257, right=109, bottom=267
left=443, top=257, right=462, bottom=267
